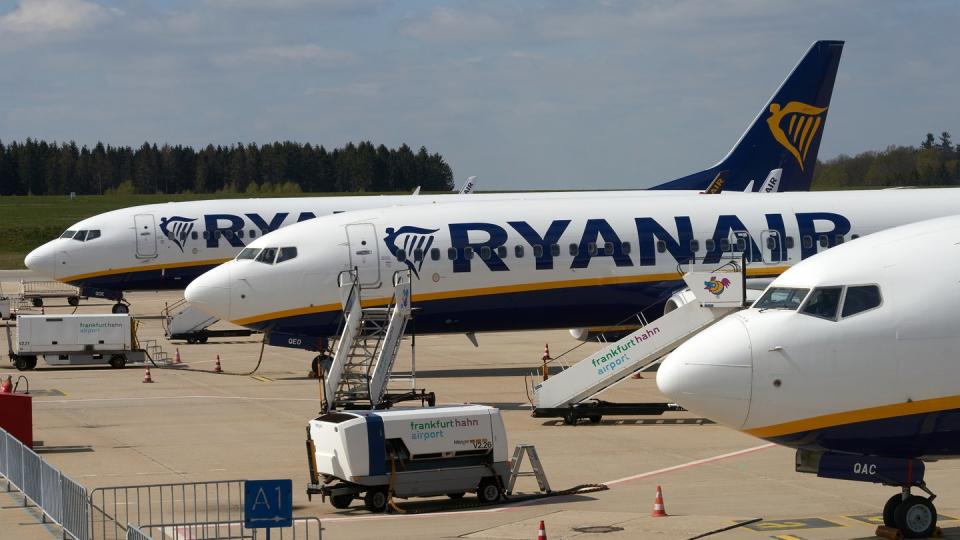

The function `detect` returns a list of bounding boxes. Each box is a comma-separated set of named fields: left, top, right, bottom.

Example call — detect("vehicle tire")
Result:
left=329, top=493, right=353, bottom=509
left=186, top=338, right=197, bottom=344
left=588, top=415, right=602, bottom=424
left=476, top=477, right=501, bottom=504
left=109, top=355, right=127, bottom=369
left=26, top=356, right=38, bottom=369
left=447, top=492, right=465, bottom=500
left=13, top=356, right=30, bottom=371
left=883, top=493, right=901, bottom=527
left=112, top=303, right=129, bottom=314
left=363, top=488, right=389, bottom=513
left=894, top=495, right=937, bottom=539
left=563, top=411, right=577, bottom=425
left=32, top=298, right=43, bottom=307
left=67, top=296, right=80, bottom=307
left=198, top=336, right=208, bottom=344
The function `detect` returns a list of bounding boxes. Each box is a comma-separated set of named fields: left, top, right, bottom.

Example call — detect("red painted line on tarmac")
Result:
left=32, top=395, right=320, bottom=404
left=322, top=442, right=776, bottom=523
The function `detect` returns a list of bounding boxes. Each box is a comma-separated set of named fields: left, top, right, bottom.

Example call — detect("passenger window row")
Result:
left=393, top=232, right=860, bottom=263
left=196, top=229, right=261, bottom=241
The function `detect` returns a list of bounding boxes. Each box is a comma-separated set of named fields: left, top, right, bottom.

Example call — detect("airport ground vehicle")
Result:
left=5, top=314, right=147, bottom=370
left=305, top=405, right=509, bottom=512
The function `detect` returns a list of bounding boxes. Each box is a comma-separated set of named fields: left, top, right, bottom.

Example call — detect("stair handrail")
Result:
left=367, top=270, right=413, bottom=405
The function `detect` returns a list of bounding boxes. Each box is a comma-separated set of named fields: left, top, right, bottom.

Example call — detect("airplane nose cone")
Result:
left=24, top=244, right=56, bottom=279
left=185, top=265, right=232, bottom=320
left=657, top=315, right=753, bottom=428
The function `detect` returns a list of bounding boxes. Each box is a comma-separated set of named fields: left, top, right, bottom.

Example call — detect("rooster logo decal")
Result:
left=704, top=276, right=732, bottom=297
left=159, top=216, right=197, bottom=252
left=383, top=226, right=438, bottom=279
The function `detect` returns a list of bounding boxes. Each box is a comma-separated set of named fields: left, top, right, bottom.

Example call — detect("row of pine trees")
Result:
left=0, top=140, right=454, bottom=196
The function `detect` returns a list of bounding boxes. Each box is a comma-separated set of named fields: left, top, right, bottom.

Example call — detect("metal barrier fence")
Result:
left=140, top=517, right=323, bottom=540
left=0, top=427, right=90, bottom=540
left=90, top=480, right=246, bottom=540
left=125, top=524, right=153, bottom=540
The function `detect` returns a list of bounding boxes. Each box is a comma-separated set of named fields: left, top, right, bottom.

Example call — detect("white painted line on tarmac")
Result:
left=603, top=442, right=776, bottom=487
left=32, top=395, right=320, bottom=404
left=322, top=442, right=776, bottom=523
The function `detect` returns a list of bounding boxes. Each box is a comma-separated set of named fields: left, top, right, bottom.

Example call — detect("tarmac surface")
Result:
left=2, top=278, right=960, bottom=539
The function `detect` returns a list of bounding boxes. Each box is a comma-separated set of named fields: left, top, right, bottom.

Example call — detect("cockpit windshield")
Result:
left=754, top=287, right=810, bottom=311
left=60, top=230, right=77, bottom=239
left=237, top=248, right=260, bottom=260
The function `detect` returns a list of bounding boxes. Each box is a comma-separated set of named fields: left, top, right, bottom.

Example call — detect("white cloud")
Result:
left=0, top=0, right=117, bottom=34
left=213, top=44, right=357, bottom=68
left=402, top=7, right=508, bottom=42
left=206, top=0, right=385, bottom=14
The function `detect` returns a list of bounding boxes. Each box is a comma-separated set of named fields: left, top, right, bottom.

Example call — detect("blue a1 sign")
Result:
left=244, top=479, right=293, bottom=529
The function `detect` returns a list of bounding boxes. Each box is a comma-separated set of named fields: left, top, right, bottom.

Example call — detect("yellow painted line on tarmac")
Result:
left=770, top=535, right=806, bottom=540
left=745, top=518, right=843, bottom=531
left=250, top=375, right=273, bottom=383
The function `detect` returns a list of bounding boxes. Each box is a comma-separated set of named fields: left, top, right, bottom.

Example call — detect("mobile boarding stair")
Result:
left=530, top=263, right=748, bottom=424
left=323, top=269, right=435, bottom=412
left=162, top=298, right=254, bottom=344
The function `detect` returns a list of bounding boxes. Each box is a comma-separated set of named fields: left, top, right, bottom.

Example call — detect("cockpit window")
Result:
left=60, top=230, right=76, bottom=239
left=256, top=247, right=277, bottom=264
left=86, top=230, right=101, bottom=241
left=276, top=247, right=297, bottom=263
left=800, top=286, right=843, bottom=320
left=841, top=285, right=882, bottom=318
left=237, top=248, right=260, bottom=260
left=73, top=230, right=88, bottom=242
left=754, top=287, right=809, bottom=310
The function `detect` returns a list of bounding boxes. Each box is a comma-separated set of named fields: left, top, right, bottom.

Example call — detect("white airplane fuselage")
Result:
left=26, top=191, right=706, bottom=296
left=659, top=213, right=960, bottom=459
left=185, top=189, right=960, bottom=341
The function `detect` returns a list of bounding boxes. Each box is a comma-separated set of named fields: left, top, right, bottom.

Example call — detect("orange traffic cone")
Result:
left=1, top=375, right=12, bottom=393
left=631, top=369, right=644, bottom=379
left=542, top=343, right=551, bottom=362
left=174, top=348, right=182, bottom=364
left=142, top=366, right=154, bottom=383
left=214, top=355, right=223, bottom=373
left=651, top=485, right=668, bottom=517
left=41, top=306, right=45, bottom=314
left=541, top=344, right=552, bottom=381
left=537, top=520, right=547, bottom=539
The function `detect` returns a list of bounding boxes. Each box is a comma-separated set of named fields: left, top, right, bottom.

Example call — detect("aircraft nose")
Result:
left=185, top=264, right=232, bottom=320
left=24, top=243, right=56, bottom=279
left=657, top=315, right=753, bottom=429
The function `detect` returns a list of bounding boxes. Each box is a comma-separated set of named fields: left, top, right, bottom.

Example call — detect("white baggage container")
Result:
left=306, top=405, right=510, bottom=512
left=10, top=314, right=146, bottom=370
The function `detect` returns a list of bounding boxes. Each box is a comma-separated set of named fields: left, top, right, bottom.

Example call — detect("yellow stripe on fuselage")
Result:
left=61, top=258, right=233, bottom=283
left=745, top=394, right=960, bottom=439
left=231, top=265, right=790, bottom=326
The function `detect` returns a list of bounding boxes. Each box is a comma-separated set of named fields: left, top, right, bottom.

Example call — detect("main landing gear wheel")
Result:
left=363, top=488, right=388, bottom=513
left=67, top=296, right=80, bottom=307
left=882, top=494, right=901, bottom=527
left=893, top=495, right=937, bottom=538
left=112, top=303, right=129, bottom=314
left=31, top=298, right=43, bottom=307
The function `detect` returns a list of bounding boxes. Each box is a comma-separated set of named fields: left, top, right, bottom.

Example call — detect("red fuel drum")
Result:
left=0, top=393, right=33, bottom=448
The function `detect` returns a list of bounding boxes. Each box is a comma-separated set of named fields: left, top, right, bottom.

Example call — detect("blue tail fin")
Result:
left=652, top=40, right=844, bottom=192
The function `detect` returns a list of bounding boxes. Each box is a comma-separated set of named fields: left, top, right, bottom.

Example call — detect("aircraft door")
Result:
left=134, top=214, right=158, bottom=259
left=760, top=229, right=782, bottom=264
left=345, top=223, right=381, bottom=287
left=728, top=230, right=752, bottom=263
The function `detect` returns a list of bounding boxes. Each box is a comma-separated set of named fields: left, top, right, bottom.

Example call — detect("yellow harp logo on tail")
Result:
left=766, top=102, right=828, bottom=171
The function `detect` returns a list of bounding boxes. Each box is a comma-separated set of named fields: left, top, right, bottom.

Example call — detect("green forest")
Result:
left=813, top=132, right=960, bottom=189
left=0, top=140, right=454, bottom=196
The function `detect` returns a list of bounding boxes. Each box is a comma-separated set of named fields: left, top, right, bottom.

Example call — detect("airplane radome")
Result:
left=659, top=214, right=960, bottom=538
left=184, top=188, right=960, bottom=344
left=24, top=40, right=842, bottom=311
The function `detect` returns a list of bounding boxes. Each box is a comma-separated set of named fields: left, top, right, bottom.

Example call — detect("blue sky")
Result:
left=0, top=0, right=957, bottom=190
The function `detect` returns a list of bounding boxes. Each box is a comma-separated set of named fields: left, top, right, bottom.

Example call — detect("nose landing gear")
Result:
left=882, top=484, right=938, bottom=539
